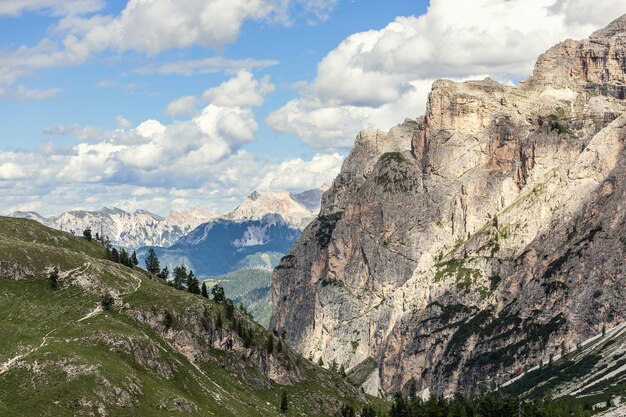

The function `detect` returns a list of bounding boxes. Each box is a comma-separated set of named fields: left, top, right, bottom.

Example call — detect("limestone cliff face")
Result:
left=271, top=15, right=626, bottom=396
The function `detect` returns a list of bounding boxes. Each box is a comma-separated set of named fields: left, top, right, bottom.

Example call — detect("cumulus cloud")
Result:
left=0, top=162, right=28, bottom=180
left=259, top=152, right=343, bottom=191
left=166, top=70, right=273, bottom=119
left=267, top=0, right=626, bottom=149
left=166, top=96, right=199, bottom=117
left=0, top=0, right=314, bottom=88
left=1, top=66, right=323, bottom=215
left=203, top=70, right=275, bottom=106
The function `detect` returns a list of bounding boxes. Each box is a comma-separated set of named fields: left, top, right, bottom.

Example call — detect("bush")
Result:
left=101, top=293, right=114, bottom=311
left=163, top=311, right=173, bottom=330
left=48, top=267, right=59, bottom=290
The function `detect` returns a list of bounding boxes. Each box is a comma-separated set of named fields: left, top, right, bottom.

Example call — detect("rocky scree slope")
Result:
left=271, top=15, right=626, bottom=397
left=0, top=217, right=364, bottom=416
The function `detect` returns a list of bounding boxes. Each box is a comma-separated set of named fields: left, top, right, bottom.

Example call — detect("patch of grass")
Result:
left=433, top=259, right=483, bottom=295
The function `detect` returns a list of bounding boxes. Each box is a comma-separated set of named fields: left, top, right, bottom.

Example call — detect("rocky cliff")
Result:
left=271, top=15, right=626, bottom=397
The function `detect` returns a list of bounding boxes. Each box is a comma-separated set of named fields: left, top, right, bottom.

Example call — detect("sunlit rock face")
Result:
left=271, top=15, right=626, bottom=396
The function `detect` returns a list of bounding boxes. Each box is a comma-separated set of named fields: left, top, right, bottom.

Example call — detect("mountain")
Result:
left=140, top=214, right=301, bottom=277
left=0, top=216, right=368, bottom=416
left=10, top=207, right=218, bottom=249
left=7, top=187, right=326, bottom=251
left=226, top=189, right=323, bottom=229
left=271, top=15, right=626, bottom=398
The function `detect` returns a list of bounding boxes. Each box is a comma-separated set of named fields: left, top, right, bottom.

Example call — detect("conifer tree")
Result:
left=144, top=248, right=160, bottom=275
left=186, top=270, right=201, bottom=294
left=212, top=284, right=226, bottom=304
left=201, top=282, right=209, bottom=298
left=157, top=266, right=169, bottom=281
left=173, top=265, right=187, bottom=289
left=131, top=251, right=138, bottom=267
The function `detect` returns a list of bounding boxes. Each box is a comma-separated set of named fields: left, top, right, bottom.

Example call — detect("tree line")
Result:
left=337, top=392, right=597, bottom=417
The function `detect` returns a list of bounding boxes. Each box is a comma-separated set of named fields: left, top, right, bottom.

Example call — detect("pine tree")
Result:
left=110, top=247, right=119, bottom=263
left=276, top=338, right=283, bottom=353
left=157, top=266, right=169, bottom=281
left=212, top=284, right=226, bottom=304
left=215, top=313, right=223, bottom=330
left=201, top=282, right=209, bottom=298
left=266, top=334, right=275, bottom=355
left=83, top=227, right=92, bottom=241
left=280, top=390, right=288, bottom=414
left=340, top=404, right=356, bottom=417
left=173, top=265, right=187, bottom=289
left=225, top=299, right=235, bottom=320
left=144, top=248, right=160, bottom=275
left=119, top=248, right=129, bottom=267
left=186, top=270, right=201, bottom=294
left=131, top=251, right=138, bottom=267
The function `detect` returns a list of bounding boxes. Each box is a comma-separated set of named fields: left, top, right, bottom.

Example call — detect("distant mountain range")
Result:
left=8, top=186, right=327, bottom=250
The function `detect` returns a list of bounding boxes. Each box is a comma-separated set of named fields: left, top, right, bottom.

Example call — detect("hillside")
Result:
left=0, top=216, right=368, bottom=416
left=271, top=14, right=626, bottom=397
left=204, top=269, right=273, bottom=328
left=501, top=321, right=626, bottom=413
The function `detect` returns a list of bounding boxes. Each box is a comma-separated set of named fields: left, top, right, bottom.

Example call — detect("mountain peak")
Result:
left=524, top=14, right=626, bottom=96
left=590, top=13, right=626, bottom=39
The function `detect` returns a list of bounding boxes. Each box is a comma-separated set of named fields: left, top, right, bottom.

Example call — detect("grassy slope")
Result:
left=502, top=321, right=626, bottom=412
left=0, top=217, right=372, bottom=416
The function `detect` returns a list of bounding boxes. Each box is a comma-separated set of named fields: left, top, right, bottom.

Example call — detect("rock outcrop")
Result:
left=271, top=15, right=626, bottom=396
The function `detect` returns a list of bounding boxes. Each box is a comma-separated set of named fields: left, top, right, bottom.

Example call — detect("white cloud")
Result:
left=0, top=85, right=63, bottom=101
left=134, top=57, right=278, bottom=76
left=267, top=0, right=626, bottom=149
left=0, top=0, right=339, bottom=90
left=115, top=115, right=132, bottom=128
left=203, top=70, right=274, bottom=106
left=0, top=162, right=27, bottom=180
left=259, top=152, right=343, bottom=191
left=0, top=0, right=104, bottom=17
left=165, top=96, right=199, bottom=117
left=136, top=120, right=166, bottom=138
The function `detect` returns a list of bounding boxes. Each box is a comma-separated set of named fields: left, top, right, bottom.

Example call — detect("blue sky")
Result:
left=0, top=0, right=623, bottom=215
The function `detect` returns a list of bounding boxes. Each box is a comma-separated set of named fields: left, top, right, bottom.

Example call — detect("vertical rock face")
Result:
left=271, top=15, right=626, bottom=396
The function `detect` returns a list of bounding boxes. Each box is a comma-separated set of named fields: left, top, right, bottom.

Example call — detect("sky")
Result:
left=1, top=0, right=625, bottom=216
